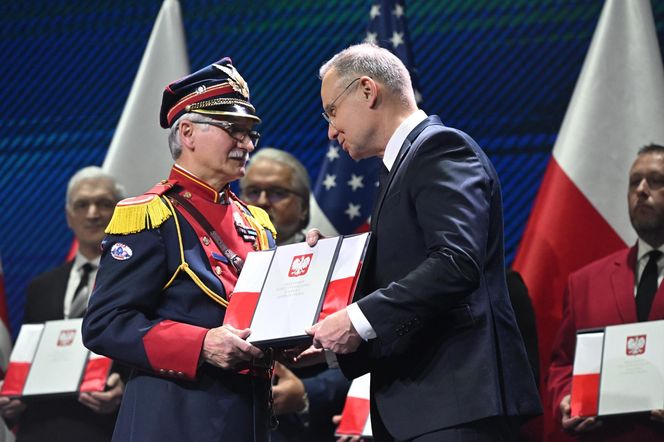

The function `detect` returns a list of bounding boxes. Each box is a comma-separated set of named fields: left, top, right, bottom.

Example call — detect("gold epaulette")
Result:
left=247, top=205, right=277, bottom=239
left=105, top=194, right=173, bottom=235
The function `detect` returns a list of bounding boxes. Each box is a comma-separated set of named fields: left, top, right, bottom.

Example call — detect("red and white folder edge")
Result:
left=336, top=373, right=372, bottom=437
left=224, top=232, right=370, bottom=336
left=0, top=318, right=112, bottom=397
left=571, top=319, right=664, bottom=417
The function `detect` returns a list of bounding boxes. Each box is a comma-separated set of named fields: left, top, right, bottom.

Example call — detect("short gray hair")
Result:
left=319, top=43, right=414, bottom=105
left=66, top=166, right=125, bottom=207
left=241, top=147, right=311, bottom=228
left=167, top=112, right=219, bottom=160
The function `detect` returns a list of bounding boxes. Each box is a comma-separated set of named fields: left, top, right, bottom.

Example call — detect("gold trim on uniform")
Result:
left=105, top=195, right=172, bottom=235
left=186, top=97, right=256, bottom=113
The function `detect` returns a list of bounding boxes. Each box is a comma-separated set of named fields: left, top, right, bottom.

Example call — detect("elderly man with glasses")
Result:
left=82, top=58, right=277, bottom=442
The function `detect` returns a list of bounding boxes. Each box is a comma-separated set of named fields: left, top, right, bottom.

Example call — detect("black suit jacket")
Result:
left=339, top=116, right=542, bottom=440
left=18, top=261, right=116, bottom=442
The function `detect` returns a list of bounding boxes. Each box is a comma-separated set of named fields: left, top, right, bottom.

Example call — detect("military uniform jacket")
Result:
left=82, top=165, right=275, bottom=442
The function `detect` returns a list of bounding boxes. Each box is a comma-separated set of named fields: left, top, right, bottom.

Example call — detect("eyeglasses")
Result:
left=242, top=186, right=302, bottom=204
left=198, top=121, right=261, bottom=148
left=69, top=198, right=117, bottom=215
left=321, top=77, right=361, bottom=127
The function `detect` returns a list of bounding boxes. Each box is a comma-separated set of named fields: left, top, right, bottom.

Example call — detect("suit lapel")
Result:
left=371, top=116, right=443, bottom=229
left=610, top=246, right=638, bottom=323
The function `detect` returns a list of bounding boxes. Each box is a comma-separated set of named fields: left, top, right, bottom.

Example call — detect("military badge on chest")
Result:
left=233, top=212, right=258, bottom=245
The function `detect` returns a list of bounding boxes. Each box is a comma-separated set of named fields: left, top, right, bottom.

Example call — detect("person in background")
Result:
left=241, top=147, right=351, bottom=441
left=81, top=58, right=276, bottom=441
left=0, top=166, right=125, bottom=442
left=548, top=144, right=664, bottom=441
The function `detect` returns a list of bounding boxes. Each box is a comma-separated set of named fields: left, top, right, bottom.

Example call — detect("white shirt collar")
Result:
left=637, top=238, right=664, bottom=262
left=382, top=109, right=428, bottom=172
left=73, top=252, right=100, bottom=270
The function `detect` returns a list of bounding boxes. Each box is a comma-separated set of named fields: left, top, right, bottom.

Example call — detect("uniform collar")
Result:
left=170, top=164, right=230, bottom=204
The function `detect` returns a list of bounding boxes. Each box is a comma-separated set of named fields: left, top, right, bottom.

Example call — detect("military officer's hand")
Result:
left=306, top=308, right=361, bottom=354
left=560, top=394, right=603, bottom=432
left=271, top=362, right=306, bottom=415
left=0, top=381, right=26, bottom=420
left=202, top=324, right=264, bottom=370
left=78, top=372, right=124, bottom=414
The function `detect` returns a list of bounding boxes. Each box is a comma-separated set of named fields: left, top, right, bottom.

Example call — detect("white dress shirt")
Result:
left=347, top=109, right=429, bottom=341
left=63, top=253, right=100, bottom=319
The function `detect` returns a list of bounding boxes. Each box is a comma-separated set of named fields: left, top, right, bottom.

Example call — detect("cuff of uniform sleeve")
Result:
left=143, top=320, right=209, bottom=380
left=347, top=303, right=376, bottom=341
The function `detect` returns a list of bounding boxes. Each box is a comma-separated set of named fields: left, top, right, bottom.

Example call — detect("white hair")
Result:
left=66, top=166, right=125, bottom=207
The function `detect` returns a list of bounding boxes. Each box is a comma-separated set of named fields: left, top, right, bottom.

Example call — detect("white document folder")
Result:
left=0, top=319, right=112, bottom=398
left=224, top=233, right=370, bottom=349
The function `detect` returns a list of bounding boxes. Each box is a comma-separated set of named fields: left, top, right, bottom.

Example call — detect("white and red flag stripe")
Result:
left=336, top=373, right=372, bottom=437
left=513, top=0, right=664, bottom=440
left=570, top=331, right=604, bottom=418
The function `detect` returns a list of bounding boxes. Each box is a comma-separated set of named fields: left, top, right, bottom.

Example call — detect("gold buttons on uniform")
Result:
left=202, top=236, right=210, bottom=246
left=183, top=191, right=192, bottom=199
left=215, top=266, right=222, bottom=275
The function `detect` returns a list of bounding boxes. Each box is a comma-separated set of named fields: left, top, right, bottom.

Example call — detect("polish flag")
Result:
left=570, top=331, right=604, bottom=418
left=102, top=0, right=189, bottom=197
left=0, top=324, right=44, bottom=397
left=336, top=373, right=372, bottom=437
left=512, top=0, right=664, bottom=440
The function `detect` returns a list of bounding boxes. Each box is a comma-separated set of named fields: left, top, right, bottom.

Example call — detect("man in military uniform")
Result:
left=82, top=58, right=277, bottom=442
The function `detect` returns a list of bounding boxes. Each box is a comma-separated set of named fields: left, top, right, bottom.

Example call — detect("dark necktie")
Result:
left=378, top=164, right=389, bottom=190
left=636, top=250, right=662, bottom=322
left=70, top=263, right=94, bottom=318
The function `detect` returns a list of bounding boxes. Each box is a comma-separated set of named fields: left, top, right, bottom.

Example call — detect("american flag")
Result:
left=310, top=0, right=423, bottom=235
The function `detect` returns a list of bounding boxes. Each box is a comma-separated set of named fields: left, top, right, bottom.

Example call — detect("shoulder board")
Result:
left=145, top=179, right=177, bottom=196
left=246, top=205, right=277, bottom=239
left=105, top=193, right=173, bottom=235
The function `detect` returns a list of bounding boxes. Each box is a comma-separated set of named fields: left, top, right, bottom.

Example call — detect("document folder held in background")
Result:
left=571, top=320, right=664, bottom=417
left=224, top=232, right=370, bottom=349
left=336, top=373, right=372, bottom=438
left=0, top=319, right=112, bottom=398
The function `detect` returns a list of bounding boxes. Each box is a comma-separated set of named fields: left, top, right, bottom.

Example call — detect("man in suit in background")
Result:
left=0, top=166, right=125, bottom=441
left=241, top=148, right=351, bottom=441
left=306, top=43, right=541, bottom=441
left=547, top=144, right=664, bottom=441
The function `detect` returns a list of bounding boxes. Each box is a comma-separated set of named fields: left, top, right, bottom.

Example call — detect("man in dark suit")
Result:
left=0, top=166, right=125, bottom=441
left=305, top=43, right=541, bottom=441
left=547, top=144, right=664, bottom=441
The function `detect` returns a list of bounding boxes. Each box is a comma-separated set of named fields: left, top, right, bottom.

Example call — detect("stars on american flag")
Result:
left=369, top=4, right=381, bottom=19
left=347, top=174, right=364, bottom=191
left=326, top=144, right=340, bottom=162
left=322, top=174, right=337, bottom=190
left=390, top=31, right=404, bottom=48
left=312, top=0, right=421, bottom=234
left=345, top=203, right=362, bottom=220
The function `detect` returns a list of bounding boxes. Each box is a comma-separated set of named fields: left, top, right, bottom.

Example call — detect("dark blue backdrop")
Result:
left=1, top=0, right=663, bottom=336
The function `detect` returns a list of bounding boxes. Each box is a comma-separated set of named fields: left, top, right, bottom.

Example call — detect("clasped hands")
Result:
left=0, top=372, right=124, bottom=419
left=560, top=394, right=664, bottom=432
